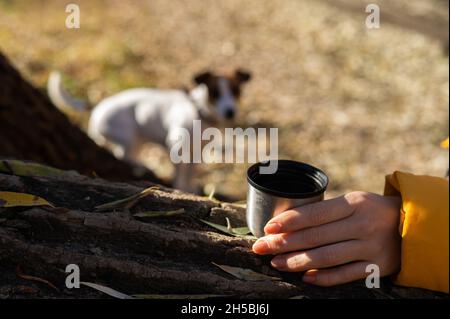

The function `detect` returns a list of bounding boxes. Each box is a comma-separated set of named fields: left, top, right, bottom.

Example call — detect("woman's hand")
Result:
left=252, top=192, right=402, bottom=286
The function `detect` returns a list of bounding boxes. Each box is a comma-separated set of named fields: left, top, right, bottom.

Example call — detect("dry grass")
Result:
left=0, top=0, right=448, bottom=198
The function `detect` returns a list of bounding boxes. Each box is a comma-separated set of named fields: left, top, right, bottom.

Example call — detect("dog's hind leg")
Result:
left=91, top=126, right=146, bottom=177
left=111, top=137, right=149, bottom=177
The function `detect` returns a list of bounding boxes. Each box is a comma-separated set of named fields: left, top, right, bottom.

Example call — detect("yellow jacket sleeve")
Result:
left=384, top=171, right=449, bottom=293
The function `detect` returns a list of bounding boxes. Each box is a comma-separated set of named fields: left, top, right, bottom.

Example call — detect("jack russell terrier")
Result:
left=47, top=69, right=252, bottom=193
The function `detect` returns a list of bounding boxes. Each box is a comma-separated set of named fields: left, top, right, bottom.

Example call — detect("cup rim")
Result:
left=247, top=160, right=329, bottom=199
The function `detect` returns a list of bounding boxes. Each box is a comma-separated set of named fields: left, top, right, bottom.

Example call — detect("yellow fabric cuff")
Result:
left=384, top=171, right=449, bottom=293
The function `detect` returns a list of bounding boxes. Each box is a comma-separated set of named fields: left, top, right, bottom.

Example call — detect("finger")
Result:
left=302, top=261, right=372, bottom=287
left=253, top=218, right=360, bottom=255
left=264, top=195, right=354, bottom=235
left=270, top=240, right=366, bottom=272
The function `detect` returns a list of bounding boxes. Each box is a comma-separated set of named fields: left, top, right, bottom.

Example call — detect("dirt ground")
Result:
left=0, top=0, right=448, bottom=199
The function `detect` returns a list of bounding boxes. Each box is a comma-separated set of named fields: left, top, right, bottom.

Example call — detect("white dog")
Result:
left=47, top=69, right=251, bottom=193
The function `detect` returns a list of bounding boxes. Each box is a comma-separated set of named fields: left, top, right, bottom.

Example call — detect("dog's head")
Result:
left=191, top=68, right=251, bottom=122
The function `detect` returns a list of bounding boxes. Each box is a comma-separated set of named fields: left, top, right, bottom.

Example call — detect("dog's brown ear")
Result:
left=235, top=69, right=252, bottom=83
left=193, top=71, right=213, bottom=85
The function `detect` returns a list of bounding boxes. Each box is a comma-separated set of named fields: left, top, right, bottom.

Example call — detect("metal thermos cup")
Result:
left=246, top=160, right=329, bottom=238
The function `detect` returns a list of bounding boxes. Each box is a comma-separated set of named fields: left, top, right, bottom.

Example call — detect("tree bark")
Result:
left=0, top=52, right=165, bottom=185
left=0, top=166, right=445, bottom=299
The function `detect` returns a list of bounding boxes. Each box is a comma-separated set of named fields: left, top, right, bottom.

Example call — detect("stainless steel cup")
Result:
left=246, top=160, right=329, bottom=238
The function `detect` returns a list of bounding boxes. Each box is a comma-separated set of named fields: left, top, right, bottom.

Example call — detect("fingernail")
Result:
left=271, top=257, right=286, bottom=269
left=302, top=272, right=316, bottom=283
left=264, top=222, right=282, bottom=234
left=252, top=240, right=269, bottom=254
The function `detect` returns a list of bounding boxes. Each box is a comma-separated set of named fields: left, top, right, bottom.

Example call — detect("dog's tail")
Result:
left=47, top=71, right=88, bottom=111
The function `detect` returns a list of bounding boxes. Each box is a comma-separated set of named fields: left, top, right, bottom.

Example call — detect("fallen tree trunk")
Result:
left=0, top=164, right=445, bottom=299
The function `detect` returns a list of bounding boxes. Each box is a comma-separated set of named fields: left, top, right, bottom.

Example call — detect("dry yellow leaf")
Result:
left=0, top=191, right=53, bottom=208
left=95, top=186, right=158, bottom=212
left=0, top=159, right=78, bottom=178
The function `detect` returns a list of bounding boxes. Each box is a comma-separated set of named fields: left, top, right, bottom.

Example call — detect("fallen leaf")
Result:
left=0, top=192, right=53, bottom=208
left=200, top=219, right=251, bottom=237
left=80, top=282, right=134, bottom=299
left=225, top=217, right=251, bottom=235
left=0, top=160, right=78, bottom=178
left=212, top=262, right=281, bottom=281
left=133, top=208, right=185, bottom=218
left=95, top=186, right=158, bottom=212
left=132, top=294, right=229, bottom=299
left=231, top=226, right=252, bottom=235
left=200, top=219, right=232, bottom=235
left=16, top=265, right=59, bottom=292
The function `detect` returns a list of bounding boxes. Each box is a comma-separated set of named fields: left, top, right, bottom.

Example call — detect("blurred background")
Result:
left=0, top=0, right=448, bottom=199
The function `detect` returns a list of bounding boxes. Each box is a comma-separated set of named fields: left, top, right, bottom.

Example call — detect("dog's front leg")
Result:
left=167, top=125, right=201, bottom=194
left=174, top=162, right=199, bottom=194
